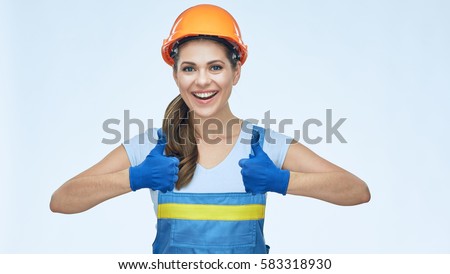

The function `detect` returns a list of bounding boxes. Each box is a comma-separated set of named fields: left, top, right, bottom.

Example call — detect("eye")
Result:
left=210, top=65, right=222, bottom=71
left=182, top=66, right=195, bottom=72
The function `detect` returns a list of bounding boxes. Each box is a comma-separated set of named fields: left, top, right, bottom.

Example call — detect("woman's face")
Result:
left=173, top=39, right=241, bottom=120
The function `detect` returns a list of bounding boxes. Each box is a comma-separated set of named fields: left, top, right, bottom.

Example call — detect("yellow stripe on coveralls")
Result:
left=157, top=203, right=266, bottom=221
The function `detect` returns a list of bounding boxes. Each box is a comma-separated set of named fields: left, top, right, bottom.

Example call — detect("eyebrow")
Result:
left=180, top=60, right=225, bottom=66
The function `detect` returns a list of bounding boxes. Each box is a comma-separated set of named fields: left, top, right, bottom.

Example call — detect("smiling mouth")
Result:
left=192, top=91, right=219, bottom=100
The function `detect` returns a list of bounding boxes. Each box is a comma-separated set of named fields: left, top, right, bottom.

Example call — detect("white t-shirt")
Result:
left=123, top=123, right=292, bottom=215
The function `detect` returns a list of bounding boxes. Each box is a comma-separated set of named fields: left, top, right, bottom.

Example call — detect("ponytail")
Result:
left=162, top=95, right=198, bottom=189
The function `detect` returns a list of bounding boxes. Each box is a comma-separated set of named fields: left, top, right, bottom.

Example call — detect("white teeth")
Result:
left=193, top=91, right=218, bottom=99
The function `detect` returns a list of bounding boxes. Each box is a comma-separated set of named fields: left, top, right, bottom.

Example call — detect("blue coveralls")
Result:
left=152, top=125, right=269, bottom=254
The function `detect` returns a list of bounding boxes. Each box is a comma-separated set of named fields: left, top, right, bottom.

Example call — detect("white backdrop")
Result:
left=1, top=0, right=449, bottom=253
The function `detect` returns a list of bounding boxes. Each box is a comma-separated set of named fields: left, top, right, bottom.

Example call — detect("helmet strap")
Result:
left=170, top=35, right=241, bottom=62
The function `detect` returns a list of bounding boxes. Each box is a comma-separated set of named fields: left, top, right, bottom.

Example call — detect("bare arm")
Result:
left=50, top=145, right=132, bottom=214
left=283, top=140, right=370, bottom=206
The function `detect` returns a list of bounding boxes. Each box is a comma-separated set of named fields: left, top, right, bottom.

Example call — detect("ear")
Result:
left=173, top=68, right=179, bottom=87
left=232, top=61, right=242, bottom=86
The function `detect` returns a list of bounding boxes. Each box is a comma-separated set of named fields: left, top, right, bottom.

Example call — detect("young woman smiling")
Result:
left=50, top=4, right=370, bottom=254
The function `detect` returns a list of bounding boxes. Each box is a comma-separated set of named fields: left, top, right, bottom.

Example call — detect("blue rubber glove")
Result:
left=238, top=131, right=290, bottom=195
left=129, top=130, right=179, bottom=192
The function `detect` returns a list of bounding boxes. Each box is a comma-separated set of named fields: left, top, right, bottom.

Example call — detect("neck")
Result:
left=191, top=108, right=242, bottom=141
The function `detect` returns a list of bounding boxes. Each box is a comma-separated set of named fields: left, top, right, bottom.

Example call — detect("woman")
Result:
left=50, top=4, right=370, bottom=254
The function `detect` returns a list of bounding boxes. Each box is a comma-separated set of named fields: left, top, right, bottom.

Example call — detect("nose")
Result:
left=195, top=69, right=211, bottom=87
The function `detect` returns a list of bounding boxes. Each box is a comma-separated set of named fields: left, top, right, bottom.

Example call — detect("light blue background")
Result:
left=1, top=0, right=449, bottom=253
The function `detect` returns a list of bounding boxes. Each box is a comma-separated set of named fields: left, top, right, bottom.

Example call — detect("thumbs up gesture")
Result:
left=238, top=131, right=290, bottom=195
left=129, top=129, right=179, bottom=192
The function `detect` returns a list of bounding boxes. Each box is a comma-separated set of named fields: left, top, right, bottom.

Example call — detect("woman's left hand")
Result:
left=238, top=141, right=290, bottom=195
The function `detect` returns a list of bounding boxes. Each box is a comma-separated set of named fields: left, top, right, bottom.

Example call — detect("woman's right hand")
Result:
left=129, top=130, right=179, bottom=192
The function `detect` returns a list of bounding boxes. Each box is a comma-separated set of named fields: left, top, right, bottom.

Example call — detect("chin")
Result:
left=191, top=108, right=218, bottom=119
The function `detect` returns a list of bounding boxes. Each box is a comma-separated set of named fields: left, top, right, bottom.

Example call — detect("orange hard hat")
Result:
left=161, top=4, right=248, bottom=66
